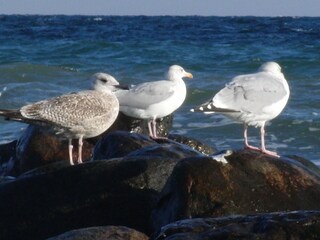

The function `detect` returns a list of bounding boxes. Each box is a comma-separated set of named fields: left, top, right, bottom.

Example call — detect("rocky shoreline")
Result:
left=0, top=114, right=319, bottom=240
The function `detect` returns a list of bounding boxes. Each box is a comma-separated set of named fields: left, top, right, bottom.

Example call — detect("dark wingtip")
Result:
left=191, top=103, right=239, bottom=113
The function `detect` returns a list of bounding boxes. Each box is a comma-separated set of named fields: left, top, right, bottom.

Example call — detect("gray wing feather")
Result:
left=116, top=80, right=174, bottom=109
left=213, top=72, right=287, bottom=113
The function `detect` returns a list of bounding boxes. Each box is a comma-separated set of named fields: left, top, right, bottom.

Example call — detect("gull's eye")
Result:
left=100, top=79, right=108, bottom=83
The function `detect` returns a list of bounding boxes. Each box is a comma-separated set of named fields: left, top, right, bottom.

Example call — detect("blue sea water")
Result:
left=0, top=15, right=319, bottom=164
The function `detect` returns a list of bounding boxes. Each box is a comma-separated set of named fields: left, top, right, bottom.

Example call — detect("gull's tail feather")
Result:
left=0, top=109, right=24, bottom=121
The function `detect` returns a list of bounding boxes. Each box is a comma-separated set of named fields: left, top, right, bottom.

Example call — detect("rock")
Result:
left=0, top=140, right=16, bottom=176
left=4, top=113, right=174, bottom=176
left=0, top=130, right=208, bottom=240
left=151, top=149, right=320, bottom=232
left=0, top=149, right=187, bottom=240
left=92, top=131, right=212, bottom=161
left=0, top=140, right=16, bottom=165
left=92, top=131, right=157, bottom=160
left=47, top=226, right=148, bottom=240
left=286, top=154, right=320, bottom=175
left=11, top=125, right=94, bottom=176
left=108, top=112, right=173, bottom=138
left=152, top=210, right=320, bottom=240
left=126, top=143, right=201, bottom=160
left=168, top=134, right=216, bottom=155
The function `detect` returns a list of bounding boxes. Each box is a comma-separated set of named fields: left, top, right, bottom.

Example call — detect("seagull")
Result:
left=0, top=88, right=119, bottom=165
left=90, top=72, right=129, bottom=93
left=92, top=65, right=193, bottom=139
left=191, top=62, right=290, bottom=157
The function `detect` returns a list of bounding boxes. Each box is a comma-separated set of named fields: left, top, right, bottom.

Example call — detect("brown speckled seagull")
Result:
left=0, top=89, right=119, bottom=165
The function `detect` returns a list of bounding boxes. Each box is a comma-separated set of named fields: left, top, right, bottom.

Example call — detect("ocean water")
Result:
left=0, top=15, right=319, bottom=164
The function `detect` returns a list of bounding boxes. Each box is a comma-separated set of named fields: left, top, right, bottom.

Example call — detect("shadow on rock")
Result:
left=153, top=210, right=320, bottom=240
left=47, top=226, right=148, bottom=240
left=151, top=149, right=320, bottom=232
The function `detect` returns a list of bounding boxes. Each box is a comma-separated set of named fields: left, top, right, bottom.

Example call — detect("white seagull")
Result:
left=92, top=65, right=193, bottom=139
left=0, top=88, right=119, bottom=165
left=191, top=62, right=290, bottom=157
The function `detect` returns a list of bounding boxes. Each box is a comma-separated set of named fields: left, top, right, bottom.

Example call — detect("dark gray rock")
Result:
left=107, top=112, right=173, bottom=138
left=92, top=131, right=157, bottom=160
left=47, top=226, right=148, bottom=240
left=92, top=131, right=211, bottom=161
left=151, top=149, right=320, bottom=232
left=1, top=113, right=175, bottom=176
left=0, top=151, right=184, bottom=240
left=153, top=211, right=320, bottom=240
left=168, top=134, right=215, bottom=155
left=0, top=140, right=16, bottom=176
left=11, top=125, right=94, bottom=175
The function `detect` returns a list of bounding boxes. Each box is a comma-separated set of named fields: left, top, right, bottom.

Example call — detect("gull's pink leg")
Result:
left=148, top=120, right=155, bottom=138
left=149, top=118, right=167, bottom=139
left=260, top=125, right=279, bottom=157
left=68, top=139, right=74, bottom=165
left=243, top=123, right=260, bottom=151
left=152, top=119, right=158, bottom=138
left=78, top=136, right=83, bottom=164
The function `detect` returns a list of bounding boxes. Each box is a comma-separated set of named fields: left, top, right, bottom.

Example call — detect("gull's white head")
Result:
left=91, top=72, right=122, bottom=92
left=258, top=62, right=282, bottom=74
left=166, top=65, right=193, bottom=81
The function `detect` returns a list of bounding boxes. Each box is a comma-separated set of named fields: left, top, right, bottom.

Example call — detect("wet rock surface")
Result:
left=107, top=112, right=173, bottom=138
left=47, top=226, right=148, bottom=240
left=151, top=149, right=320, bottom=232
left=3, top=125, right=94, bottom=176
left=0, top=159, right=168, bottom=240
left=152, top=210, right=320, bottom=240
left=92, top=131, right=210, bottom=161
left=0, top=114, right=178, bottom=176
left=0, top=126, right=319, bottom=239
left=0, top=130, right=209, bottom=240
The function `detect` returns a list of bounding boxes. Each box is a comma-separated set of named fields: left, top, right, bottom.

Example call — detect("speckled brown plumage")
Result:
left=0, top=90, right=119, bottom=165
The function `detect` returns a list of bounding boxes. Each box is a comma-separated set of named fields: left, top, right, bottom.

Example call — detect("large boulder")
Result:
left=8, top=125, right=94, bottom=176
left=0, top=159, right=167, bottom=240
left=152, top=211, right=320, bottom=240
left=0, top=131, right=208, bottom=240
left=107, top=112, right=173, bottom=138
left=0, top=140, right=16, bottom=177
left=92, top=131, right=212, bottom=161
left=1, top=114, right=179, bottom=176
left=151, top=149, right=320, bottom=232
left=92, top=131, right=157, bottom=160
left=47, top=226, right=148, bottom=240
left=1, top=129, right=319, bottom=240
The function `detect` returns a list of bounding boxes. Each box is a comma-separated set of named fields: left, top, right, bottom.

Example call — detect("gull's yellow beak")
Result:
left=184, top=72, right=193, bottom=79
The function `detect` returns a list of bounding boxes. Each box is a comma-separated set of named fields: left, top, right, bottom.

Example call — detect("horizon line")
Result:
left=0, top=13, right=319, bottom=18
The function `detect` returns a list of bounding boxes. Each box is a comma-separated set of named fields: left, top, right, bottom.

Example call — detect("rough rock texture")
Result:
left=0, top=113, right=177, bottom=176
left=8, top=125, right=94, bottom=175
left=0, top=159, right=166, bottom=240
left=0, top=128, right=319, bottom=240
left=92, top=131, right=157, bottom=160
left=153, top=211, right=320, bottom=240
left=151, top=149, right=320, bottom=232
left=47, top=226, right=148, bottom=240
left=0, top=130, right=208, bottom=240
left=168, top=134, right=215, bottom=156
left=107, top=112, right=173, bottom=138
left=0, top=140, right=16, bottom=165
left=0, top=140, right=16, bottom=176
left=92, top=131, right=210, bottom=161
